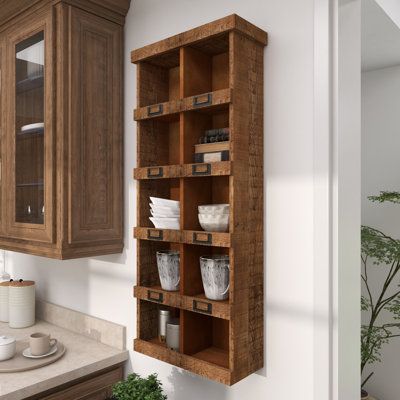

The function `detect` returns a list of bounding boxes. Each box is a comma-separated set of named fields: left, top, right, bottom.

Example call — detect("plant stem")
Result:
left=362, top=371, right=374, bottom=388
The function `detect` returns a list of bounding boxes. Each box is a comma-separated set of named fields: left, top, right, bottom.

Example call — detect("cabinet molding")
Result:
left=0, top=0, right=129, bottom=258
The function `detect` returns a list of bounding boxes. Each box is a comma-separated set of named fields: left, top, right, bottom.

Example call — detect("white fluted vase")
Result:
left=9, top=280, right=35, bottom=328
left=0, top=281, right=10, bottom=322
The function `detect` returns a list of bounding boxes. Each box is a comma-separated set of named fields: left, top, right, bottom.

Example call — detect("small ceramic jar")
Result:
left=0, top=281, right=11, bottom=322
left=9, top=280, right=35, bottom=328
left=0, top=335, right=16, bottom=361
left=166, top=318, right=180, bottom=351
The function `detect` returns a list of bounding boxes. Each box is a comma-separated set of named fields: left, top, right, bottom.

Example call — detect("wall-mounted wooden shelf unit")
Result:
left=132, top=14, right=267, bottom=386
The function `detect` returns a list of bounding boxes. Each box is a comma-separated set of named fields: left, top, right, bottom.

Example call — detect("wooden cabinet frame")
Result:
left=0, top=0, right=129, bottom=258
left=132, top=15, right=267, bottom=386
left=5, top=8, right=54, bottom=243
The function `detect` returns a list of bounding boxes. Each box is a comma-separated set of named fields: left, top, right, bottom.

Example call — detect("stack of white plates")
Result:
left=198, top=204, right=229, bottom=232
left=149, top=197, right=180, bottom=230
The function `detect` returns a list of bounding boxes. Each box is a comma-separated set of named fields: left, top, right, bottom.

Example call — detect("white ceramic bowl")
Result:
left=150, top=217, right=180, bottom=230
left=198, top=204, right=229, bottom=214
left=198, top=213, right=229, bottom=232
left=0, top=335, right=16, bottom=361
left=150, top=204, right=180, bottom=217
left=150, top=197, right=180, bottom=210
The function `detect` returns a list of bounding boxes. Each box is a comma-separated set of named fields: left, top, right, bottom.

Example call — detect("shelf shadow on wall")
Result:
left=167, top=367, right=228, bottom=400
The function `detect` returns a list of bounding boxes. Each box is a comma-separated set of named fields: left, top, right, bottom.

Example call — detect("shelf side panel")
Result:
left=229, top=31, right=265, bottom=382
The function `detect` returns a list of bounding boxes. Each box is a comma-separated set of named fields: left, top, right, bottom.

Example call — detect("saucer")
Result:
left=22, top=344, right=57, bottom=359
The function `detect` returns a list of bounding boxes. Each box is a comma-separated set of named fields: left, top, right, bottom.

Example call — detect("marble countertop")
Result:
left=0, top=319, right=128, bottom=400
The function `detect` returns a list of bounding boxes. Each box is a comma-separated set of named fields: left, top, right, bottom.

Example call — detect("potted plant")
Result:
left=361, top=191, right=400, bottom=399
left=109, top=373, right=167, bottom=400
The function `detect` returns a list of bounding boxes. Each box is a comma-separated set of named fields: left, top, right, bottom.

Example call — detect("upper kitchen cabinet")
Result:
left=0, top=0, right=130, bottom=259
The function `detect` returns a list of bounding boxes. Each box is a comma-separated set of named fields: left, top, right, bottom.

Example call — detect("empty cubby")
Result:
left=181, top=34, right=229, bottom=98
left=137, top=116, right=180, bottom=167
left=182, top=310, right=229, bottom=369
left=137, top=50, right=180, bottom=107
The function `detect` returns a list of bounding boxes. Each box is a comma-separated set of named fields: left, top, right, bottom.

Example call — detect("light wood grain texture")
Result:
left=131, top=14, right=267, bottom=63
left=134, top=88, right=232, bottom=121
left=134, top=285, right=230, bottom=320
left=134, top=161, right=231, bottom=180
left=134, top=227, right=231, bottom=248
left=134, top=339, right=231, bottom=385
left=133, top=15, right=266, bottom=385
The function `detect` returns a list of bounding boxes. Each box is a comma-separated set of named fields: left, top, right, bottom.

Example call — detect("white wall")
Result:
left=8, top=1, right=320, bottom=399
left=362, top=65, right=400, bottom=400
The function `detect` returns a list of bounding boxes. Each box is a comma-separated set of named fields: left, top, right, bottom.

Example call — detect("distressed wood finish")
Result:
left=134, top=285, right=230, bottom=320
left=0, top=0, right=129, bottom=258
left=134, top=161, right=231, bottom=180
left=134, top=88, right=231, bottom=121
left=0, top=0, right=130, bottom=28
left=134, top=339, right=230, bottom=385
left=133, top=15, right=266, bottom=386
left=131, top=14, right=267, bottom=63
left=134, top=227, right=231, bottom=248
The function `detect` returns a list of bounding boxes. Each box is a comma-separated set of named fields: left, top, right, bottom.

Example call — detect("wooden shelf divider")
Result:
left=133, top=14, right=266, bottom=386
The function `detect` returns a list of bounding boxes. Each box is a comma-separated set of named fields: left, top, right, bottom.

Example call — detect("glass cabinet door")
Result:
left=15, top=32, right=45, bottom=224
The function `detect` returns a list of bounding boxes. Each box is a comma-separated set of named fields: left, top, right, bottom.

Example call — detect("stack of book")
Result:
left=194, top=128, right=230, bottom=163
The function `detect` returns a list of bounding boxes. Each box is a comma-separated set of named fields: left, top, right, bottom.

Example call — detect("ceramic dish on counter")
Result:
left=149, top=217, right=180, bottom=230
left=23, top=344, right=58, bottom=359
left=0, top=336, right=16, bottom=361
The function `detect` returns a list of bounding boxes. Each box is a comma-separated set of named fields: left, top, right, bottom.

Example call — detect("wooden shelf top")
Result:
left=131, top=14, right=267, bottom=64
left=134, top=285, right=230, bottom=320
left=134, top=338, right=231, bottom=385
left=134, top=161, right=232, bottom=180
left=134, top=88, right=231, bottom=121
left=134, top=227, right=231, bottom=248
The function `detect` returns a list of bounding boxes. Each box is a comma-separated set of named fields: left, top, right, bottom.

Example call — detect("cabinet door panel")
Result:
left=68, top=7, right=123, bottom=245
left=6, top=9, right=54, bottom=243
left=0, top=39, right=5, bottom=236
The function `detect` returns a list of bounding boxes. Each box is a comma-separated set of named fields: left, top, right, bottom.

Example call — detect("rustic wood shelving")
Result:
left=132, top=14, right=267, bottom=385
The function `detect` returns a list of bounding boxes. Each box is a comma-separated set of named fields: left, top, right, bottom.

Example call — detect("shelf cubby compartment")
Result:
left=137, top=299, right=181, bottom=352
left=137, top=178, right=180, bottom=228
left=137, top=115, right=180, bottom=167
left=182, top=104, right=230, bottom=165
left=181, top=34, right=229, bottom=98
left=182, top=175, right=230, bottom=231
left=137, top=240, right=181, bottom=289
left=137, top=50, right=180, bottom=108
left=182, top=310, right=229, bottom=369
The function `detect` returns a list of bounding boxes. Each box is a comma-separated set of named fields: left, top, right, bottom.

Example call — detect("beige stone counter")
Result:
left=0, top=316, right=128, bottom=399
